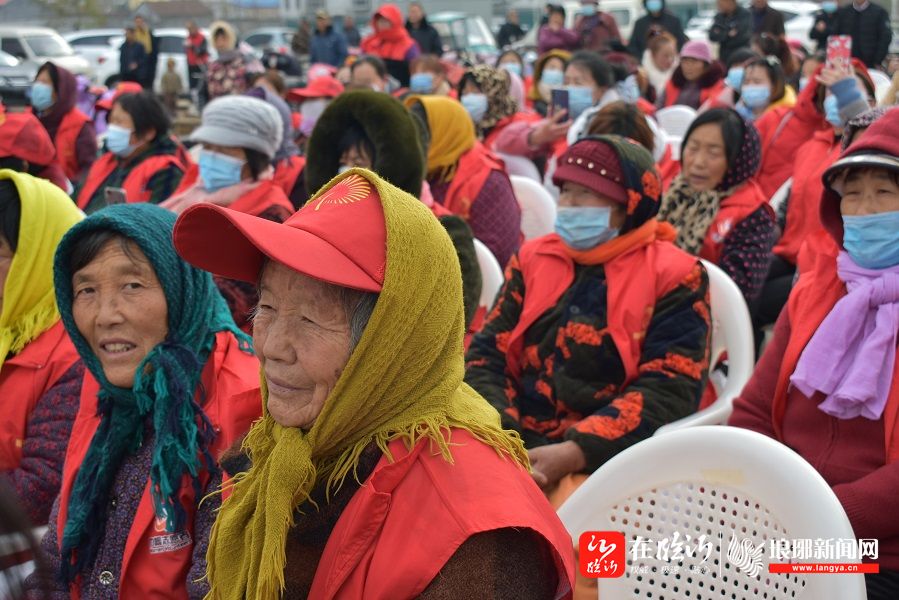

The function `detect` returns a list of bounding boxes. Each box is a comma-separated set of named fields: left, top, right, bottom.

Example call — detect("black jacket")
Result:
left=497, top=22, right=525, bottom=49
left=750, top=4, right=785, bottom=36
left=809, top=10, right=839, bottom=52
left=406, top=17, right=443, bottom=55
left=627, top=9, right=687, bottom=58
left=119, top=40, right=147, bottom=84
left=834, top=3, right=893, bottom=68
left=709, top=6, right=753, bottom=65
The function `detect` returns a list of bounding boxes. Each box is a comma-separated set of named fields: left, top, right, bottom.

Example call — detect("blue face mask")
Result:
left=30, top=82, right=54, bottom=112
left=500, top=62, right=522, bottom=77
left=725, top=67, right=744, bottom=90
left=567, top=85, right=595, bottom=120
left=824, top=94, right=842, bottom=127
left=581, top=4, right=597, bottom=16
left=799, top=76, right=809, bottom=91
left=740, top=84, right=771, bottom=109
left=822, top=0, right=838, bottom=13
left=409, top=72, right=434, bottom=93
left=617, top=75, right=640, bottom=104
left=541, top=68, right=564, bottom=87
left=199, top=149, right=246, bottom=192
left=461, top=93, right=488, bottom=123
left=646, top=0, right=663, bottom=12
left=555, top=206, right=620, bottom=250
left=842, top=210, right=899, bottom=270
left=105, top=124, right=136, bottom=157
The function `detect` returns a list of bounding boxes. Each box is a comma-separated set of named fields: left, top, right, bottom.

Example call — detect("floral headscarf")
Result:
left=461, top=65, right=518, bottom=136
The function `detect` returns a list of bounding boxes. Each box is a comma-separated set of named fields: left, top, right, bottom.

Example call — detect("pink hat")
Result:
left=680, top=40, right=713, bottom=63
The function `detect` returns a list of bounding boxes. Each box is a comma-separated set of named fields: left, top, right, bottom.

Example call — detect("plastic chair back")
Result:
left=655, top=105, right=698, bottom=139
left=473, top=239, right=504, bottom=311
left=496, top=151, right=542, bottom=183
left=510, top=174, right=558, bottom=240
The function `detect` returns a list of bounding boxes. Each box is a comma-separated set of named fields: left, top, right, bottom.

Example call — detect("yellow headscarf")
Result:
left=404, top=95, right=476, bottom=183
left=204, top=169, right=529, bottom=599
left=0, top=170, right=82, bottom=370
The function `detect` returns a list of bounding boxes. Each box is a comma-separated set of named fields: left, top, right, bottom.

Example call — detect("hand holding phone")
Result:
left=550, top=88, right=569, bottom=119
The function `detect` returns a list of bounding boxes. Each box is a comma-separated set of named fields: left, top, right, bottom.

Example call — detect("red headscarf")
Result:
left=360, top=4, right=417, bottom=61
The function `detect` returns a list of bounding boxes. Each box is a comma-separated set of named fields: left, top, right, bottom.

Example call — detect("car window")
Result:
left=24, top=35, right=73, bottom=57
left=0, top=50, right=18, bottom=66
left=0, top=38, right=26, bottom=60
left=609, top=9, right=631, bottom=27
left=245, top=34, right=273, bottom=47
left=70, top=35, right=113, bottom=47
left=157, top=35, right=185, bottom=54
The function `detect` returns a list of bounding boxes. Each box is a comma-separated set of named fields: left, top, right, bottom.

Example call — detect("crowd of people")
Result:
left=0, top=0, right=897, bottom=598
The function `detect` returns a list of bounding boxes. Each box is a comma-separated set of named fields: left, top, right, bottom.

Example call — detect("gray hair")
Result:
left=337, top=287, right=379, bottom=350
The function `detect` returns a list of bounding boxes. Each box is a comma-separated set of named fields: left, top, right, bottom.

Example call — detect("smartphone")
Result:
left=826, top=35, right=852, bottom=72
left=104, top=187, right=127, bottom=206
left=551, top=88, right=569, bottom=118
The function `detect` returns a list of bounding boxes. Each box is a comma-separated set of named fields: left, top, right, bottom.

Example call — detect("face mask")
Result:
left=842, top=210, right=899, bottom=270
left=409, top=72, right=434, bottom=93
left=500, top=62, right=522, bottom=77
left=581, top=5, right=597, bottom=16
left=461, top=93, right=488, bottom=122
left=199, top=149, right=246, bottom=192
left=555, top=205, right=619, bottom=250
left=725, top=67, right=744, bottom=90
left=740, top=84, right=771, bottom=109
left=30, top=82, right=54, bottom=111
left=822, top=0, right=838, bottom=13
left=541, top=68, right=564, bottom=87
left=567, top=85, right=595, bottom=120
left=337, top=164, right=352, bottom=174
left=105, top=124, right=136, bottom=157
left=799, top=76, right=809, bottom=91
left=300, top=98, right=329, bottom=137
left=824, top=94, right=842, bottom=127
left=617, top=74, right=640, bottom=104
left=646, top=0, right=663, bottom=12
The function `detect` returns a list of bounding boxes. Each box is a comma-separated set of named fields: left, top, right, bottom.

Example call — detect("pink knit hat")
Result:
left=680, top=40, right=713, bottom=63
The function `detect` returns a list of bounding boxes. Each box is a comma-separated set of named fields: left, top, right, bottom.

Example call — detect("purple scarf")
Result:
left=791, top=252, right=899, bottom=420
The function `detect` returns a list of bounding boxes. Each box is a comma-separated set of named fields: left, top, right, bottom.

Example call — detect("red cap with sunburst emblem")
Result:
left=172, top=170, right=386, bottom=292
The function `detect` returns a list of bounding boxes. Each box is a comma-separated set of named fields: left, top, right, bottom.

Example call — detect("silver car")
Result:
left=0, top=26, right=92, bottom=79
left=0, top=50, right=37, bottom=107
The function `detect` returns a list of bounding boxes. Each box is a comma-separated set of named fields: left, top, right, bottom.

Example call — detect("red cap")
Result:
left=287, top=76, right=344, bottom=102
left=173, top=171, right=386, bottom=292
left=553, top=139, right=627, bottom=204
left=96, top=81, right=143, bottom=111
left=0, top=112, right=57, bottom=165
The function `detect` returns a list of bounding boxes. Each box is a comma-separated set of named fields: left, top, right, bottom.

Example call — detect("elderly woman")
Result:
left=458, top=64, right=524, bottom=145
left=25, top=204, right=261, bottom=599
left=658, top=107, right=775, bottom=306
left=0, top=171, right=82, bottom=526
left=729, top=108, right=899, bottom=600
left=76, top=91, right=187, bottom=213
left=465, top=136, right=710, bottom=502
left=656, top=40, right=725, bottom=109
left=404, top=95, right=521, bottom=266
left=171, top=168, right=575, bottom=598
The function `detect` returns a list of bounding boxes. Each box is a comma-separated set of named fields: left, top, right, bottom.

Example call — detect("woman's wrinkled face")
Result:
left=559, top=180, right=626, bottom=228
left=0, top=235, right=12, bottom=314
left=839, top=169, right=899, bottom=216
left=683, top=122, right=729, bottom=192
left=652, top=42, right=677, bottom=71
left=680, top=57, right=707, bottom=82
left=254, top=262, right=353, bottom=429
left=72, top=239, right=169, bottom=388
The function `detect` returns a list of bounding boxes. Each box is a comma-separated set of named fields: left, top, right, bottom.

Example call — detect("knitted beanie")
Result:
left=190, top=96, right=283, bottom=159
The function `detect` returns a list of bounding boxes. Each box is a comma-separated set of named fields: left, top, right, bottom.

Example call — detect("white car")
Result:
left=0, top=26, right=92, bottom=80
left=686, top=1, right=818, bottom=50
left=64, top=29, right=127, bottom=87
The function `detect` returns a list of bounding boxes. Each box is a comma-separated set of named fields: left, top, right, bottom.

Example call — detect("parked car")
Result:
left=0, top=50, right=37, bottom=107
left=243, top=27, right=295, bottom=58
left=63, top=29, right=125, bottom=84
left=0, top=27, right=91, bottom=79
left=430, top=12, right=499, bottom=64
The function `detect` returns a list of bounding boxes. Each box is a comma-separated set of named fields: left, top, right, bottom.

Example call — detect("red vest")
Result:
left=55, top=109, right=91, bottom=181
left=172, top=164, right=295, bottom=217
left=56, top=332, right=262, bottom=599
left=663, top=79, right=726, bottom=109
left=773, top=247, right=899, bottom=464
left=271, top=155, right=306, bottom=198
left=699, top=179, right=772, bottom=264
left=76, top=152, right=186, bottom=210
left=308, top=428, right=576, bottom=599
left=443, top=142, right=505, bottom=220
left=507, top=233, right=699, bottom=386
left=0, top=321, right=78, bottom=470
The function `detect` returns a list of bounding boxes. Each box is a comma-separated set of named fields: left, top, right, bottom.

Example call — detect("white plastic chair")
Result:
left=655, top=260, right=754, bottom=434
left=510, top=175, right=557, bottom=240
left=496, top=151, right=542, bottom=183
left=655, top=105, right=698, bottom=140
left=473, top=239, right=504, bottom=312
left=868, top=69, right=892, bottom=104
left=769, top=177, right=792, bottom=214
left=558, top=427, right=867, bottom=600
left=666, top=135, right=683, bottom=161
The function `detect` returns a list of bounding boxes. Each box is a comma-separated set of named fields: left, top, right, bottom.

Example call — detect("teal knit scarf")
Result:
left=52, top=203, right=252, bottom=583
